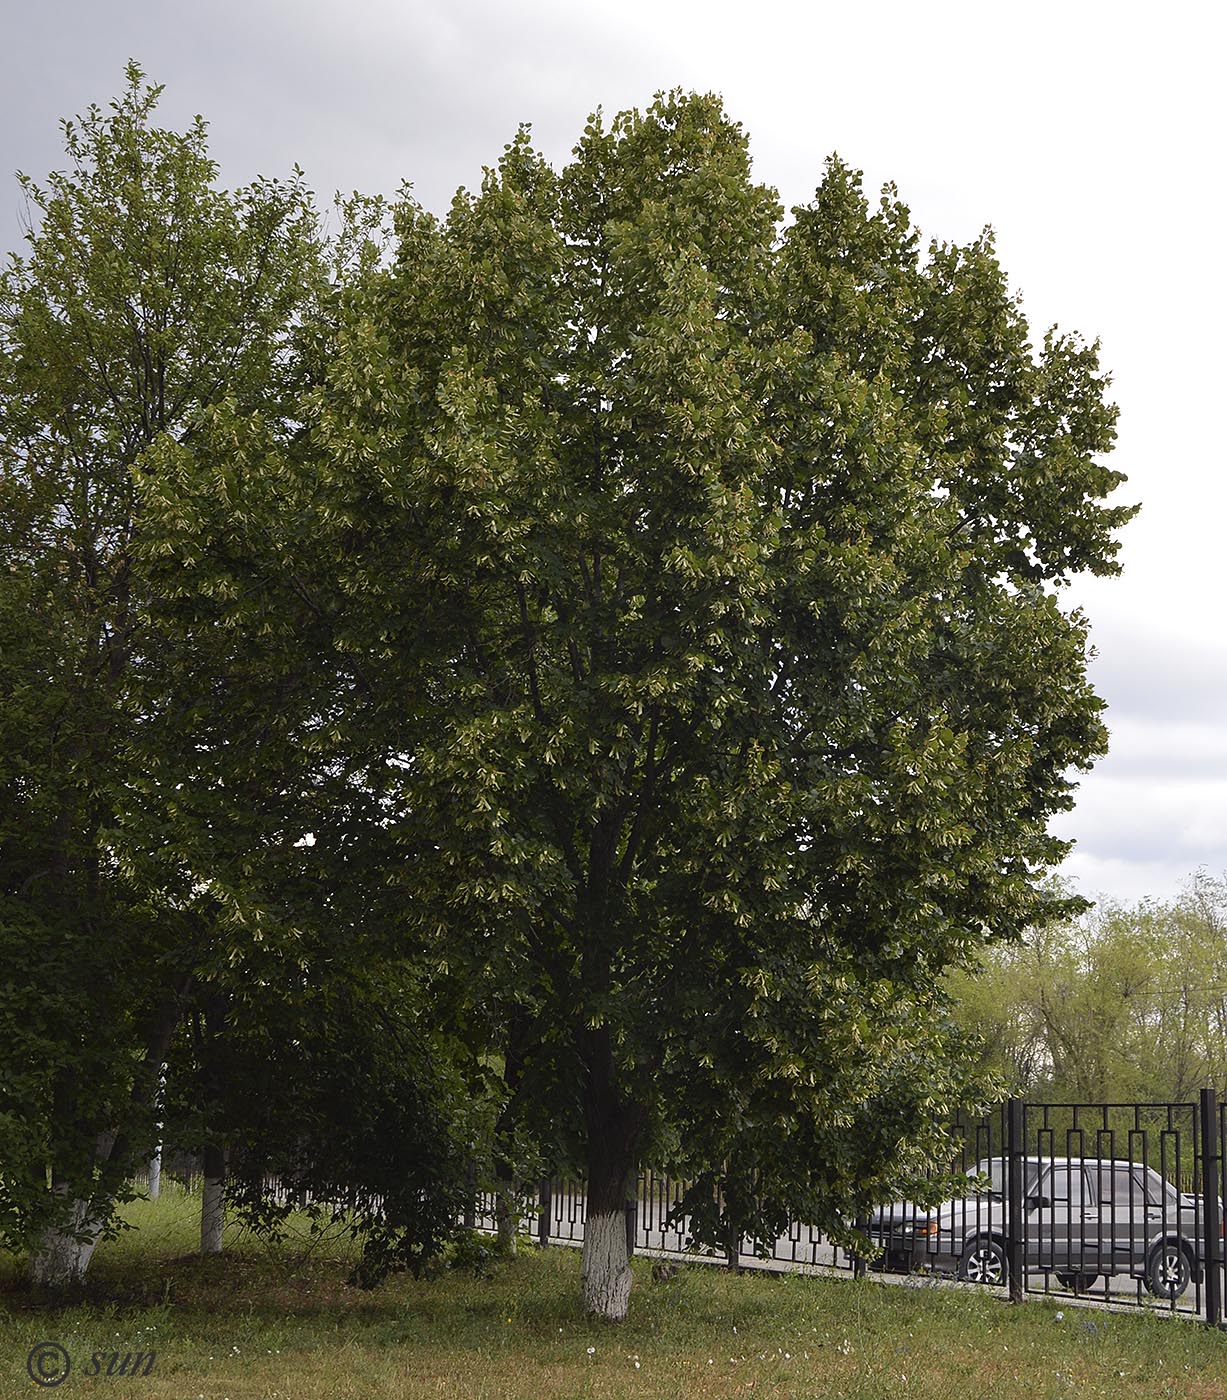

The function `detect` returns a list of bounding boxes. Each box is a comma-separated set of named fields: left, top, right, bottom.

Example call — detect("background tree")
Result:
left=144, top=91, right=1134, bottom=1319
left=0, top=64, right=327, bottom=1286
left=949, top=872, right=1227, bottom=1103
left=155, top=943, right=471, bottom=1282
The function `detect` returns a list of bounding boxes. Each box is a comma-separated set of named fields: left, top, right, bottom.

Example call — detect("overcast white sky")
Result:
left=3, top=0, right=1223, bottom=910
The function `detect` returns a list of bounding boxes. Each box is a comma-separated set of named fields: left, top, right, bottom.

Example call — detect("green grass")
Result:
left=2, top=1186, right=1227, bottom=1398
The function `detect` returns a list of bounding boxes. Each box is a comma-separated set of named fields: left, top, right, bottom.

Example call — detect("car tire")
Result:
left=1055, top=1272, right=1099, bottom=1293
left=958, top=1237, right=1006, bottom=1287
left=1145, top=1242, right=1193, bottom=1300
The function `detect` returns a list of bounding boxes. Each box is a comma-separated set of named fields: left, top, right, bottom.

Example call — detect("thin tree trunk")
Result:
left=494, top=1011, right=528, bottom=1256
left=147, top=1064, right=166, bottom=1200
left=200, top=1142, right=226, bottom=1254
left=495, top=1159, right=518, bottom=1257
left=198, top=989, right=228, bottom=1255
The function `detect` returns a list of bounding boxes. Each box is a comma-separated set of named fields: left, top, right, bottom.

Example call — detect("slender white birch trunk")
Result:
left=147, top=1065, right=165, bottom=1201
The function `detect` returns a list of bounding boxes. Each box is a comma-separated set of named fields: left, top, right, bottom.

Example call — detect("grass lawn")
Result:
left=2, top=1187, right=1227, bottom=1398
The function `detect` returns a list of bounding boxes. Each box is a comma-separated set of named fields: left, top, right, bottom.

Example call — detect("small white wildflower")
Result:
left=586, top=1346, right=595, bottom=1356
left=634, top=1361, right=640, bottom=1369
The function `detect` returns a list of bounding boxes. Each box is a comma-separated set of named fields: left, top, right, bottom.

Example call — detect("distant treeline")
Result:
left=948, top=873, right=1227, bottom=1104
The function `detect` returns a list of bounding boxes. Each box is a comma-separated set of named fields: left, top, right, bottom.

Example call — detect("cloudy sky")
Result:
left=3, top=0, right=1222, bottom=909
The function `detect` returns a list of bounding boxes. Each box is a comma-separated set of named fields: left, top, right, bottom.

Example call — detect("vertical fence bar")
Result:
left=1200, top=1089, right=1222, bottom=1327
left=538, top=1178, right=551, bottom=1249
left=1007, top=1097, right=1024, bottom=1302
left=625, top=1179, right=638, bottom=1259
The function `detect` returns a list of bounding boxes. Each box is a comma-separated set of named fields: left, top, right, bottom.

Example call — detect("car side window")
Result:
left=1048, top=1165, right=1088, bottom=1206
left=1141, top=1166, right=1178, bottom=1209
left=1110, top=1166, right=1146, bottom=1208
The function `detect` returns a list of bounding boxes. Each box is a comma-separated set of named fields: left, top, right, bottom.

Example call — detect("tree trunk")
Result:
left=582, top=1204, right=633, bottom=1319
left=494, top=1012, right=527, bottom=1256
left=199, top=989, right=227, bottom=1255
left=28, top=1194, right=103, bottom=1289
left=580, top=1085, right=642, bottom=1321
left=146, top=1063, right=166, bottom=1201
left=200, top=1142, right=226, bottom=1255
left=495, top=1160, right=518, bottom=1256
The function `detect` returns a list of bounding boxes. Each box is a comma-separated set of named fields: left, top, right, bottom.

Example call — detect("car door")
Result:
left=1086, top=1159, right=1145, bottom=1275
left=1111, top=1162, right=1153, bottom=1270
left=1038, top=1162, right=1094, bottom=1273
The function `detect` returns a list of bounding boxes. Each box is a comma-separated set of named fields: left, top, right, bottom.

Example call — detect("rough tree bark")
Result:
left=28, top=1191, right=104, bottom=1289
left=579, top=1026, right=644, bottom=1321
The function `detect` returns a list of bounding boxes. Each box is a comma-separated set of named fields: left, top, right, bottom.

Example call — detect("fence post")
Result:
left=538, top=1177, right=551, bottom=1249
left=1006, top=1097, right=1024, bottom=1303
left=1200, top=1088, right=1222, bottom=1327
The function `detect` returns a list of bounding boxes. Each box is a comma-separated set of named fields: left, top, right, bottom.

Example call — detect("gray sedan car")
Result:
left=867, top=1156, right=1210, bottom=1298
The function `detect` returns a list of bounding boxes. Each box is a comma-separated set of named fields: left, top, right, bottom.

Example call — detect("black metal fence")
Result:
left=465, top=1091, right=1227, bottom=1327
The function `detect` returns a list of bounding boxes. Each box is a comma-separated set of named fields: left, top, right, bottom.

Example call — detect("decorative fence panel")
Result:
left=466, top=1093, right=1227, bottom=1327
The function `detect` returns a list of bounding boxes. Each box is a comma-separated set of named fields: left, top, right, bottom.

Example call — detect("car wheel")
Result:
left=1145, top=1242, right=1192, bottom=1300
left=1055, top=1272, right=1099, bottom=1293
left=958, top=1237, right=1006, bottom=1286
